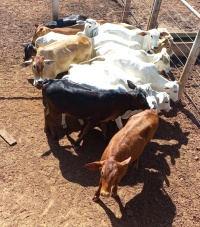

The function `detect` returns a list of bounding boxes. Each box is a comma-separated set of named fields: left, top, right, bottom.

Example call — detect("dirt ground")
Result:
left=0, top=0, right=200, bottom=226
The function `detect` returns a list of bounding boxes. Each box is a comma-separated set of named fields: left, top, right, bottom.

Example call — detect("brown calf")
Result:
left=85, top=109, right=159, bottom=201
left=31, top=23, right=85, bottom=43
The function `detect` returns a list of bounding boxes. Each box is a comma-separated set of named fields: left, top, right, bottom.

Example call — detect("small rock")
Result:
left=196, top=147, right=200, bottom=151
left=194, top=156, right=199, bottom=161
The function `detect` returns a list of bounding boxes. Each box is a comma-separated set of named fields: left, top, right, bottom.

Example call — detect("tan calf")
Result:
left=20, top=35, right=93, bottom=87
left=85, top=109, right=159, bottom=201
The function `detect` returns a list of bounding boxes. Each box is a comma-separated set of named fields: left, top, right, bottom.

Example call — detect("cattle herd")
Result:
left=20, top=14, right=179, bottom=201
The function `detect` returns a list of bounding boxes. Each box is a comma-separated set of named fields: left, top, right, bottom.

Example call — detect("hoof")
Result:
left=62, top=125, right=67, bottom=129
left=72, top=142, right=80, bottom=151
left=92, top=196, right=99, bottom=202
left=111, top=192, right=117, bottom=198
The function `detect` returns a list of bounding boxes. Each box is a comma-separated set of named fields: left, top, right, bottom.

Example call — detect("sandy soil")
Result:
left=0, top=0, right=199, bottom=226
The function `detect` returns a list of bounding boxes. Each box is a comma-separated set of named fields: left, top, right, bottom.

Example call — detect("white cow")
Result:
left=91, top=33, right=141, bottom=50
left=93, top=43, right=170, bottom=73
left=78, top=19, right=169, bottom=51
left=35, top=31, right=68, bottom=48
left=96, top=53, right=179, bottom=102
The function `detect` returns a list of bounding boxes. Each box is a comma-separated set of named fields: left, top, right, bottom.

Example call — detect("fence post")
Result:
left=122, top=0, right=131, bottom=23
left=52, top=0, right=59, bottom=21
left=147, top=0, right=162, bottom=30
left=178, top=29, right=200, bottom=100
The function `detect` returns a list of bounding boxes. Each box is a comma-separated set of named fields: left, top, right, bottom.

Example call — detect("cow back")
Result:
left=101, top=109, right=159, bottom=162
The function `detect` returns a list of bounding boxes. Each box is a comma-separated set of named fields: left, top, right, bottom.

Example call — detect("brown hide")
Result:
left=31, top=23, right=85, bottom=43
left=85, top=109, right=159, bottom=201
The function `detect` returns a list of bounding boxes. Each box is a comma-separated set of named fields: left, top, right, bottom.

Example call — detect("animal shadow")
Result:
left=98, top=169, right=176, bottom=227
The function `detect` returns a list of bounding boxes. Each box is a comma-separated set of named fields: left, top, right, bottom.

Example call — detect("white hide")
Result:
left=91, top=33, right=141, bottom=50
left=35, top=31, right=68, bottom=48
left=94, top=42, right=170, bottom=73
left=152, top=90, right=171, bottom=112
left=79, top=19, right=169, bottom=51
left=101, top=53, right=179, bottom=102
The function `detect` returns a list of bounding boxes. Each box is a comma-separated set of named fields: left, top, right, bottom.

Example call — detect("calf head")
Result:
left=154, top=48, right=171, bottom=73
left=85, top=157, right=131, bottom=199
left=163, top=81, right=179, bottom=102
left=157, top=92, right=171, bottom=112
left=80, top=18, right=100, bottom=37
left=146, top=95, right=158, bottom=112
left=138, top=29, right=169, bottom=50
left=157, top=37, right=174, bottom=56
left=21, top=43, right=37, bottom=61
left=32, top=24, right=51, bottom=44
left=20, top=56, right=55, bottom=88
left=127, top=80, right=150, bottom=110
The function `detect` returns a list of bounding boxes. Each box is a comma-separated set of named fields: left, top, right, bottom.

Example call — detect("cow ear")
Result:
left=19, top=60, right=32, bottom=67
left=21, top=42, right=29, bottom=47
left=138, top=31, right=148, bottom=36
left=160, top=31, right=169, bottom=37
left=164, top=86, right=170, bottom=90
left=85, top=161, right=103, bottom=170
left=127, top=80, right=137, bottom=90
left=119, top=157, right=131, bottom=168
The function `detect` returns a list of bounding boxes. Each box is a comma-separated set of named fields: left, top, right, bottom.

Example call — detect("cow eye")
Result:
left=33, top=64, right=36, bottom=68
left=101, top=170, right=104, bottom=176
left=174, top=91, right=177, bottom=93
left=165, top=101, right=169, bottom=103
left=151, top=35, right=153, bottom=38
left=88, top=25, right=91, bottom=28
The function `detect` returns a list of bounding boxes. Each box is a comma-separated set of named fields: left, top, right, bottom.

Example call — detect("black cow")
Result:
left=45, top=14, right=88, bottom=28
left=42, top=79, right=150, bottom=146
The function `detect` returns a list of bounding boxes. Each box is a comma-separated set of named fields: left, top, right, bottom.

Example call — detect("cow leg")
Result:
left=61, top=114, right=67, bottom=129
left=75, top=119, right=97, bottom=146
left=111, top=184, right=118, bottom=198
left=100, top=122, right=108, bottom=142
left=114, top=116, right=123, bottom=130
left=111, top=178, right=120, bottom=197
left=78, top=119, right=84, bottom=125
left=133, top=158, right=139, bottom=169
left=44, top=107, right=50, bottom=133
left=44, top=107, right=58, bottom=139
left=93, top=180, right=102, bottom=202
left=46, top=115, right=58, bottom=139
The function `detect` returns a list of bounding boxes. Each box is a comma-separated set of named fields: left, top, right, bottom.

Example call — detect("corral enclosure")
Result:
left=0, top=0, right=199, bottom=226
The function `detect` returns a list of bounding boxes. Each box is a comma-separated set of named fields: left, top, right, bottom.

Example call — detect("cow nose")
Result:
left=100, top=191, right=110, bottom=197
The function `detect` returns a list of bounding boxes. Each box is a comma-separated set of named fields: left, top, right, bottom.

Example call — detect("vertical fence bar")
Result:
left=52, top=0, right=59, bottom=21
left=147, top=0, right=162, bottom=30
left=122, top=0, right=131, bottom=23
left=178, top=29, right=200, bottom=99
